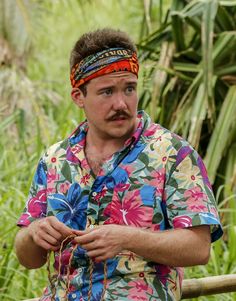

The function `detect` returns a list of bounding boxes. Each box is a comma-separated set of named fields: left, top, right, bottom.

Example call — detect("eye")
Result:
left=125, top=85, right=136, bottom=95
left=102, top=88, right=113, bottom=96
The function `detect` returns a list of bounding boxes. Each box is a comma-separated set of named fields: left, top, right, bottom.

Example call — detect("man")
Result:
left=15, top=28, right=222, bottom=301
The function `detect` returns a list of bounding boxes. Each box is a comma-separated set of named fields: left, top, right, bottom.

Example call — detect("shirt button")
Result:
left=92, top=192, right=97, bottom=197
left=72, top=293, right=77, bottom=299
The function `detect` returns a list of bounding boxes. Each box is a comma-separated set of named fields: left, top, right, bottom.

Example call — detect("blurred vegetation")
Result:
left=0, top=0, right=235, bottom=300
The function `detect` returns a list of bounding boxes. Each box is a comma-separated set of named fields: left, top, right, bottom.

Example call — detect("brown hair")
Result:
left=69, top=28, right=137, bottom=71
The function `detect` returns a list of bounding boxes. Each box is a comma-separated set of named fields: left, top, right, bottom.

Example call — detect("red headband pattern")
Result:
left=70, top=48, right=139, bottom=88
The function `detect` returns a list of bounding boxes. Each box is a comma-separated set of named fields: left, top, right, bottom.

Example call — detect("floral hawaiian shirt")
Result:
left=18, top=110, right=222, bottom=301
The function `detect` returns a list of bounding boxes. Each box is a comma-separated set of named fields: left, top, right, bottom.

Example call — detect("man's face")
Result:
left=72, top=71, right=139, bottom=142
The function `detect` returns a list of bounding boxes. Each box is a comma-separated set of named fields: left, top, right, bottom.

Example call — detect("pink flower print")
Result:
left=81, top=158, right=89, bottom=169
left=47, top=183, right=56, bottom=194
left=47, top=168, right=60, bottom=183
left=121, top=164, right=135, bottom=176
left=27, top=189, right=47, bottom=218
left=127, top=279, right=153, bottom=300
left=184, top=186, right=207, bottom=203
left=54, top=248, right=76, bottom=275
left=55, top=248, right=70, bottom=269
left=186, top=200, right=208, bottom=212
left=59, top=182, right=70, bottom=194
left=115, top=183, right=130, bottom=192
left=149, top=168, right=165, bottom=190
left=173, top=215, right=192, bottom=228
left=47, top=168, right=59, bottom=193
left=104, top=190, right=153, bottom=227
left=17, top=212, right=31, bottom=225
left=155, top=264, right=172, bottom=286
left=143, top=123, right=158, bottom=138
left=184, top=187, right=208, bottom=212
left=150, top=223, right=161, bottom=231
left=71, top=144, right=83, bottom=154
left=80, top=174, right=91, bottom=185
left=94, top=189, right=107, bottom=202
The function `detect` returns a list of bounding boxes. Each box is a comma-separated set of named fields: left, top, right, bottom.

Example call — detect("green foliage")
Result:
left=138, top=0, right=236, bottom=188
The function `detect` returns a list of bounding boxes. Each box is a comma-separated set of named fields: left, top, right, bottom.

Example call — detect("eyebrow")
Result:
left=125, top=81, right=138, bottom=86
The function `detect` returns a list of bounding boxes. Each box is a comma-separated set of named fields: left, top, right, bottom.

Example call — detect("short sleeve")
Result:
left=17, top=157, right=48, bottom=227
left=164, top=148, right=223, bottom=242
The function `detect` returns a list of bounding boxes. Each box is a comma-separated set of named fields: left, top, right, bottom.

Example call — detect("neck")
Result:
left=85, top=130, right=128, bottom=155
left=85, top=117, right=139, bottom=154
left=85, top=133, right=124, bottom=176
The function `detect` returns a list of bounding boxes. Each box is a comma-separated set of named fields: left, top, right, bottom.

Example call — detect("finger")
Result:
left=35, top=220, right=72, bottom=247
left=73, top=231, right=96, bottom=245
left=38, top=239, right=60, bottom=251
left=33, top=231, right=60, bottom=251
left=48, top=217, right=74, bottom=238
left=73, top=228, right=93, bottom=236
left=40, top=223, right=63, bottom=241
left=40, top=231, right=61, bottom=247
left=86, top=248, right=106, bottom=258
left=80, top=241, right=98, bottom=251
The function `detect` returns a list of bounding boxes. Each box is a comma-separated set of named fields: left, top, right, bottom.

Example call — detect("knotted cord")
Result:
left=47, top=235, right=107, bottom=301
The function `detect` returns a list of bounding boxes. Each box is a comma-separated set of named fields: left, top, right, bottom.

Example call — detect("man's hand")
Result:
left=28, top=216, right=74, bottom=251
left=15, top=216, right=75, bottom=268
left=72, top=224, right=211, bottom=267
left=73, top=225, right=129, bottom=262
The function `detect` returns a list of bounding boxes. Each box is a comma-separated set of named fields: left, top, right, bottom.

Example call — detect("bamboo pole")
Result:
left=22, top=274, right=236, bottom=301
left=181, top=274, right=236, bottom=299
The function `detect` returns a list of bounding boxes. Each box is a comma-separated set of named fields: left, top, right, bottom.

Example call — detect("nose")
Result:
left=112, top=92, right=127, bottom=111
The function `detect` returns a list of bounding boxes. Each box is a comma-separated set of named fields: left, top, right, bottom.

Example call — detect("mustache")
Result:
left=106, top=111, right=131, bottom=121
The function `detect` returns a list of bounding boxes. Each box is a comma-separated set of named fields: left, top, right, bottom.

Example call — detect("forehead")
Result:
left=87, top=71, right=138, bottom=88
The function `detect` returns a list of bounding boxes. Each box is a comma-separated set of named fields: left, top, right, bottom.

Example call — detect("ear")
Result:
left=71, top=88, right=85, bottom=108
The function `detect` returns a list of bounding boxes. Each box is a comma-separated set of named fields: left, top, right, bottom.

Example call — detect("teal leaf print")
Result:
left=61, top=161, right=72, bottom=182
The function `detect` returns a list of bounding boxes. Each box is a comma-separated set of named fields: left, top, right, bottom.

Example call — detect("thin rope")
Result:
left=87, top=258, right=94, bottom=301
left=100, top=261, right=107, bottom=300
left=65, top=243, right=78, bottom=300
left=47, top=236, right=107, bottom=301
left=58, top=235, right=75, bottom=278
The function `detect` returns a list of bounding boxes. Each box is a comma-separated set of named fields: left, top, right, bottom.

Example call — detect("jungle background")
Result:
left=0, top=0, right=236, bottom=300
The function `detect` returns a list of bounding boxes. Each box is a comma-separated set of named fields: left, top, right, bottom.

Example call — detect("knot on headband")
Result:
left=70, top=47, right=139, bottom=88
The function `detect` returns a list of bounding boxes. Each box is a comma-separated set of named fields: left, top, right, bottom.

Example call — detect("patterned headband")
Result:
left=70, top=47, right=139, bottom=88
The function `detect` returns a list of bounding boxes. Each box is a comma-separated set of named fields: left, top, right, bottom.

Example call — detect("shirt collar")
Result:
left=67, top=110, right=151, bottom=163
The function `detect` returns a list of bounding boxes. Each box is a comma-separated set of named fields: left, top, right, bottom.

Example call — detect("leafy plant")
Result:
left=138, top=0, right=236, bottom=187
